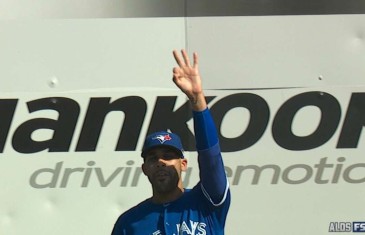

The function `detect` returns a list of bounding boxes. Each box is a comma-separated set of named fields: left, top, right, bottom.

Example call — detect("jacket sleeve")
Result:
left=193, top=108, right=229, bottom=205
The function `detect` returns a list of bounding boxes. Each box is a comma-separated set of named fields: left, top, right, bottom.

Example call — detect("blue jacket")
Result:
left=112, top=108, right=230, bottom=235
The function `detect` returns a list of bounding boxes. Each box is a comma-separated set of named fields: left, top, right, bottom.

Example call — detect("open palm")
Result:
left=172, top=49, right=203, bottom=100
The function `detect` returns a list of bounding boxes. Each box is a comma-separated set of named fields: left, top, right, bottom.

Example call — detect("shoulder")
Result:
left=115, top=199, right=152, bottom=224
left=112, top=199, right=156, bottom=234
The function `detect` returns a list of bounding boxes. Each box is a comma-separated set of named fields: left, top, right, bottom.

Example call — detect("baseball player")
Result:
left=111, top=49, right=230, bottom=235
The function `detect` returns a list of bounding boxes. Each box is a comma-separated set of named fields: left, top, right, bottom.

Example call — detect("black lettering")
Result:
left=210, top=93, right=270, bottom=151
left=272, top=92, right=341, bottom=150
left=76, top=96, right=146, bottom=151
left=12, top=97, right=79, bottom=153
left=0, top=99, right=18, bottom=153
left=337, top=93, right=365, bottom=148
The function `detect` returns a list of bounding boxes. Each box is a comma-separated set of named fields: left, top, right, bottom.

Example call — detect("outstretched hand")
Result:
left=172, top=49, right=207, bottom=111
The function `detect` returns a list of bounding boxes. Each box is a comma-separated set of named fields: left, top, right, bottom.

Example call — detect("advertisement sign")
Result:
left=1, top=87, right=364, bottom=234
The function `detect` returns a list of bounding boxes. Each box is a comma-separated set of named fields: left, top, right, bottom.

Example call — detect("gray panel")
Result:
left=1, top=0, right=364, bottom=19
left=187, top=0, right=365, bottom=16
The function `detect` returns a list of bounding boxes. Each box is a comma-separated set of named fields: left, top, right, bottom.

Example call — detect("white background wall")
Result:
left=0, top=1, right=364, bottom=234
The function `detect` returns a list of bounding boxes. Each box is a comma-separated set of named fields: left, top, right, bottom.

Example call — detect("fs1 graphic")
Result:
left=328, top=222, right=365, bottom=232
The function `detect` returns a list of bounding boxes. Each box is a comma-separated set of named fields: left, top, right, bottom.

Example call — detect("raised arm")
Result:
left=172, top=49, right=229, bottom=205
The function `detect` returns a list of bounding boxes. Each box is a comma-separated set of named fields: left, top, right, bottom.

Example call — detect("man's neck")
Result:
left=151, top=187, right=184, bottom=204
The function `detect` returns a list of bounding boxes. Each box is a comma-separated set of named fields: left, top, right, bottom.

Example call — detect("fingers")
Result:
left=193, top=52, right=198, bottom=69
left=172, top=67, right=180, bottom=79
left=172, top=68, right=182, bottom=86
left=173, top=50, right=184, bottom=67
left=181, top=49, right=191, bottom=67
left=173, top=49, right=198, bottom=68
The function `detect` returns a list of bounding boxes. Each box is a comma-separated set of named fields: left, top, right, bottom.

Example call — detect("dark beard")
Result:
left=150, top=170, right=180, bottom=194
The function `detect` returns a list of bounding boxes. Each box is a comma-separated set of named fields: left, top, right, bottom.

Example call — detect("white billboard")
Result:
left=0, top=6, right=365, bottom=235
left=1, top=87, right=364, bottom=234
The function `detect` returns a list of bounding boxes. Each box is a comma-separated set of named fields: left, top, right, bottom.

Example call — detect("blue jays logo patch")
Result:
left=153, top=134, right=172, bottom=144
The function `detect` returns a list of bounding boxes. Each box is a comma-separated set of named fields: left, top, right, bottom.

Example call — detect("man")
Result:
left=111, top=49, right=230, bottom=235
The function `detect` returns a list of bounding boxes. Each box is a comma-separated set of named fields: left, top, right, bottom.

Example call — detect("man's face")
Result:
left=142, top=147, right=187, bottom=194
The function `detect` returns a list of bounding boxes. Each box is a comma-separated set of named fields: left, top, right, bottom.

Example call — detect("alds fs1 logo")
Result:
left=328, top=221, right=365, bottom=233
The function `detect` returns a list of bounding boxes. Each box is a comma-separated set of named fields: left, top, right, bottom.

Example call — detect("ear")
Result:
left=180, top=159, right=188, bottom=171
left=141, top=163, right=148, bottom=176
